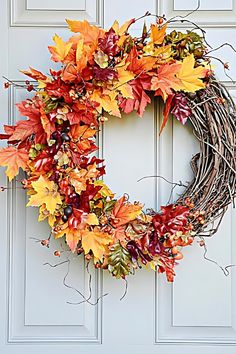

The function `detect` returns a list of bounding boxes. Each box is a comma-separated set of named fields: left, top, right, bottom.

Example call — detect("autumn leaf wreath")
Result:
left=0, top=13, right=235, bottom=283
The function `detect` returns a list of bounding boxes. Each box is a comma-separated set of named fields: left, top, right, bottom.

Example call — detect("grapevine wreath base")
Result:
left=0, top=13, right=236, bottom=284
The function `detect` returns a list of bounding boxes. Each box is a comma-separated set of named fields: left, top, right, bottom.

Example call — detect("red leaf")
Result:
left=119, top=76, right=151, bottom=117
left=98, top=28, right=120, bottom=59
left=67, top=102, right=98, bottom=125
left=152, top=204, right=190, bottom=236
left=9, top=99, right=47, bottom=144
left=21, top=67, right=48, bottom=82
left=160, top=94, right=174, bottom=134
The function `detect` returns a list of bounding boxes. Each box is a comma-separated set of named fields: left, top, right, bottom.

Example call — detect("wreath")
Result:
left=1, top=13, right=236, bottom=283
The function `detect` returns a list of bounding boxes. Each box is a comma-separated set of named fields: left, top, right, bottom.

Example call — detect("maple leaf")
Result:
left=111, top=196, right=142, bottom=227
left=0, top=146, right=29, bottom=181
left=66, top=19, right=104, bottom=44
left=93, top=180, right=114, bottom=199
left=66, top=229, right=81, bottom=252
left=79, top=183, right=102, bottom=212
left=150, top=23, right=167, bottom=45
left=0, top=125, right=16, bottom=140
left=61, top=64, right=78, bottom=82
left=75, top=38, right=88, bottom=72
left=81, top=227, right=113, bottom=260
left=27, top=175, right=62, bottom=214
left=85, top=213, right=99, bottom=225
left=175, top=54, right=207, bottom=92
left=20, top=67, right=50, bottom=83
left=67, top=101, right=98, bottom=125
left=119, top=76, right=151, bottom=117
left=69, top=164, right=99, bottom=194
left=70, top=124, right=97, bottom=141
left=38, top=204, right=56, bottom=227
left=112, top=18, right=135, bottom=35
left=111, top=18, right=135, bottom=47
left=48, top=34, right=72, bottom=62
left=151, top=62, right=182, bottom=101
left=127, top=47, right=157, bottom=75
left=54, top=225, right=81, bottom=252
left=91, top=90, right=121, bottom=117
left=143, top=44, right=172, bottom=61
left=9, top=99, right=47, bottom=144
left=113, top=61, right=135, bottom=98
left=40, top=109, right=55, bottom=141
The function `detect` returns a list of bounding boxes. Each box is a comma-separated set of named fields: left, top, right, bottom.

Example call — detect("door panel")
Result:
left=1, top=0, right=236, bottom=353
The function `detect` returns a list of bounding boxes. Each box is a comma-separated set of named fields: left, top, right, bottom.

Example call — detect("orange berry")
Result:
left=54, top=250, right=61, bottom=257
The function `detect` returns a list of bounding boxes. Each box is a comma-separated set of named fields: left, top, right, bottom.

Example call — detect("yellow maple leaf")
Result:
left=27, top=175, right=62, bottom=214
left=38, top=205, right=56, bottom=227
left=94, top=180, right=114, bottom=199
left=85, top=213, right=99, bottom=225
left=150, top=23, right=167, bottom=45
left=112, top=18, right=134, bottom=36
left=48, top=34, right=72, bottom=62
left=81, top=227, right=113, bottom=261
left=91, top=90, right=121, bottom=117
left=74, top=38, right=89, bottom=72
left=112, top=18, right=135, bottom=46
left=174, top=54, right=207, bottom=92
left=143, top=44, right=172, bottom=62
left=113, top=62, right=134, bottom=98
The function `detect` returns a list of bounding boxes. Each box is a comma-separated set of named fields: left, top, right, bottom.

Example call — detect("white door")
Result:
left=1, top=1, right=236, bottom=353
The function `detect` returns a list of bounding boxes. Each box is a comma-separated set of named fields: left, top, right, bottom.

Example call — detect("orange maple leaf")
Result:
left=40, top=109, right=55, bottom=141
left=66, top=19, right=104, bottom=44
left=111, top=196, right=143, bottom=227
left=65, top=228, right=81, bottom=252
left=151, top=62, right=182, bottom=101
left=150, top=23, right=167, bottom=45
left=127, top=47, right=157, bottom=75
left=91, top=89, right=121, bottom=117
left=0, top=146, right=29, bottom=181
left=70, top=124, right=97, bottom=141
left=54, top=225, right=81, bottom=252
left=20, top=67, right=50, bottom=82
